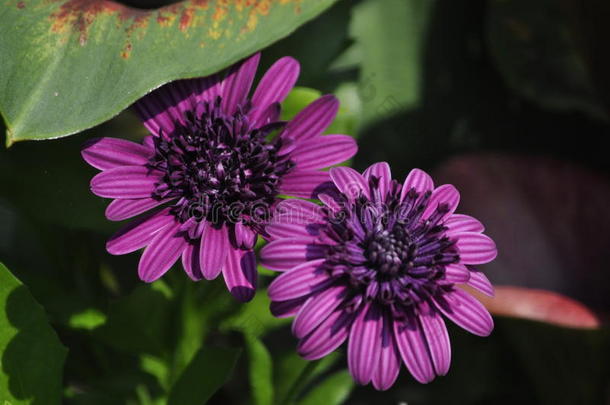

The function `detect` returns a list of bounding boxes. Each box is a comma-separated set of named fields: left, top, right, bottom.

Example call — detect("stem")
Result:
left=280, top=360, right=319, bottom=405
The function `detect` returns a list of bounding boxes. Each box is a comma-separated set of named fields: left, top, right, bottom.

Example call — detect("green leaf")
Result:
left=0, top=262, right=67, bottom=405
left=297, top=370, right=354, bottom=405
left=0, top=0, right=338, bottom=144
left=220, top=291, right=290, bottom=338
left=68, top=308, right=107, bottom=330
left=167, top=346, right=241, bottom=405
left=245, top=334, right=273, bottom=405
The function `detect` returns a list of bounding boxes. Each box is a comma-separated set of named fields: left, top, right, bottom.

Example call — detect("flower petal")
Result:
left=419, top=306, right=451, bottom=376
left=422, top=184, right=460, bottom=220
left=363, top=162, right=392, bottom=201
left=400, top=169, right=434, bottom=201
left=199, top=224, right=229, bottom=280
left=273, top=199, right=325, bottom=224
left=348, top=303, right=383, bottom=385
left=442, top=263, right=470, bottom=284
left=330, top=166, right=370, bottom=200
left=138, top=219, right=187, bottom=282
left=279, top=170, right=333, bottom=199
left=260, top=238, right=328, bottom=271
left=444, top=214, right=485, bottom=234
left=292, top=284, right=347, bottom=339
left=82, top=137, right=152, bottom=171
left=298, top=308, right=355, bottom=360
left=283, top=94, right=339, bottom=141
left=134, top=81, right=194, bottom=137
left=291, top=135, right=357, bottom=170
left=233, top=222, right=257, bottom=249
left=456, top=232, right=497, bottom=265
left=270, top=297, right=308, bottom=318
left=106, top=208, right=173, bottom=255
left=466, top=270, right=494, bottom=297
left=394, top=317, right=435, bottom=384
left=221, top=53, right=260, bottom=115
left=182, top=241, right=203, bottom=281
left=267, top=259, right=330, bottom=301
left=91, top=166, right=161, bottom=199
left=433, top=288, right=494, bottom=337
left=223, top=248, right=257, bottom=302
left=105, top=197, right=169, bottom=221
left=250, top=56, right=300, bottom=124
left=371, top=314, right=400, bottom=391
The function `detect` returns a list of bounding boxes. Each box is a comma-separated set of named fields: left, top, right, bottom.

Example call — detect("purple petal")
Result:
left=250, top=56, right=300, bottom=124
left=456, top=232, right=497, bottom=265
left=260, top=238, right=328, bottom=271
left=444, top=214, right=485, bottom=235
left=283, top=95, right=339, bottom=141
left=182, top=242, right=203, bottom=281
left=252, top=102, right=281, bottom=128
left=363, top=162, right=392, bottom=201
left=192, top=74, right=222, bottom=104
left=443, top=263, right=470, bottom=284
left=292, top=284, right=347, bottom=339
left=298, top=308, right=355, bottom=360
left=233, top=222, right=257, bottom=249
left=433, top=288, right=494, bottom=337
left=270, top=297, right=308, bottom=318
left=371, top=315, right=401, bottom=391
left=330, top=166, right=370, bottom=200
left=223, top=248, right=257, bottom=302
left=82, top=137, right=152, bottom=171
left=422, top=184, right=460, bottom=220
left=266, top=222, right=323, bottom=239
left=106, top=208, right=173, bottom=255
left=348, top=304, right=382, bottom=385
left=273, top=199, right=325, bottom=224
left=419, top=306, right=451, bottom=376
left=279, top=170, right=333, bottom=199
left=134, top=81, right=194, bottom=137
left=400, top=168, right=434, bottom=201
left=267, top=259, right=330, bottom=301
left=105, top=197, right=169, bottom=221
left=291, top=135, right=357, bottom=170
left=90, top=166, right=161, bottom=199
left=393, top=317, right=435, bottom=384
left=199, top=224, right=229, bottom=280
left=467, top=270, right=494, bottom=297
left=138, top=219, right=187, bottom=282
left=221, top=53, right=260, bottom=115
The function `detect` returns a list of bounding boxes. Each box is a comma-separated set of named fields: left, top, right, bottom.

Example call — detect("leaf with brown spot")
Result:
left=0, top=0, right=338, bottom=144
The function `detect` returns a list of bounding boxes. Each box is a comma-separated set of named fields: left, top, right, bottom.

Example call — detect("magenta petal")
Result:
left=444, top=214, right=485, bottom=235
left=270, top=297, right=308, bottom=318
left=400, top=169, right=434, bottom=201
left=233, top=222, right=257, bottom=249
left=134, top=82, right=194, bottom=137
left=456, top=232, right=497, bottom=265
left=91, top=166, right=160, bottom=199
left=138, top=219, right=186, bottom=282
left=252, top=102, right=281, bottom=128
left=182, top=242, right=203, bottom=281
left=251, top=56, right=300, bottom=124
left=279, top=170, right=332, bottom=199
left=266, top=222, right=322, bottom=239
left=199, top=224, right=229, bottom=280
left=284, top=94, right=339, bottom=141
left=274, top=199, right=325, bottom=224
left=292, top=284, right=346, bottom=339
left=82, top=137, right=152, bottom=171
left=221, top=53, right=260, bottom=115
left=467, top=270, right=494, bottom=297
left=223, top=248, right=257, bottom=302
left=298, top=309, right=354, bottom=360
left=291, top=135, right=357, bottom=170
left=260, top=238, right=328, bottom=271
left=363, top=162, right=392, bottom=201
left=193, top=74, right=222, bottom=104
left=105, top=198, right=169, bottom=221
left=433, top=288, right=494, bottom=337
left=106, top=208, right=173, bottom=255
left=330, top=166, right=370, bottom=200
left=443, top=263, right=470, bottom=284
left=371, top=315, right=400, bottom=391
left=419, top=307, right=451, bottom=376
left=422, top=184, right=460, bottom=220
left=348, top=304, right=383, bottom=385
left=267, top=259, right=329, bottom=301
left=394, top=318, right=435, bottom=384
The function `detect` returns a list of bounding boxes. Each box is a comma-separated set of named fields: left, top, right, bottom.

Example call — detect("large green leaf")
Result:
left=297, top=370, right=354, bottom=405
left=0, top=0, right=338, bottom=144
left=0, top=262, right=67, bottom=405
left=245, top=334, right=273, bottom=405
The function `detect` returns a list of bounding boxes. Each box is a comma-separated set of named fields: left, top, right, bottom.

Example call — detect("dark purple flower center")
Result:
left=324, top=179, right=459, bottom=308
left=147, top=97, right=294, bottom=231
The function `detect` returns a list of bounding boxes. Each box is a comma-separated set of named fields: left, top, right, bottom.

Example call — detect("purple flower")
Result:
left=82, top=53, right=357, bottom=302
left=260, top=163, right=497, bottom=389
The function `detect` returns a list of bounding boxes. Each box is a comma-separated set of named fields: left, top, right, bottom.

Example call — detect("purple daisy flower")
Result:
left=260, top=163, right=497, bottom=389
left=82, top=53, right=357, bottom=302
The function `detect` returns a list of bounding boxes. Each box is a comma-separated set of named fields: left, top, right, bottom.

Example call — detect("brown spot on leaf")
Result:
left=17, top=1, right=25, bottom=8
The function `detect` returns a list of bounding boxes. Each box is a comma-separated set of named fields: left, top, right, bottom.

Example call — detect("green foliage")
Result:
left=297, top=370, right=354, bottom=405
left=245, top=334, right=274, bottom=405
left=0, top=262, right=67, bottom=405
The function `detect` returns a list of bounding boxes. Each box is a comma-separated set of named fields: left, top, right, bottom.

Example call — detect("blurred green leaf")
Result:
left=297, top=370, right=354, bottom=405
left=220, top=291, right=290, bottom=338
left=0, top=0, right=338, bottom=144
left=167, top=346, right=241, bottom=405
left=0, top=262, right=67, bottom=405
left=245, top=334, right=274, bottom=405
left=68, top=308, right=107, bottom=330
